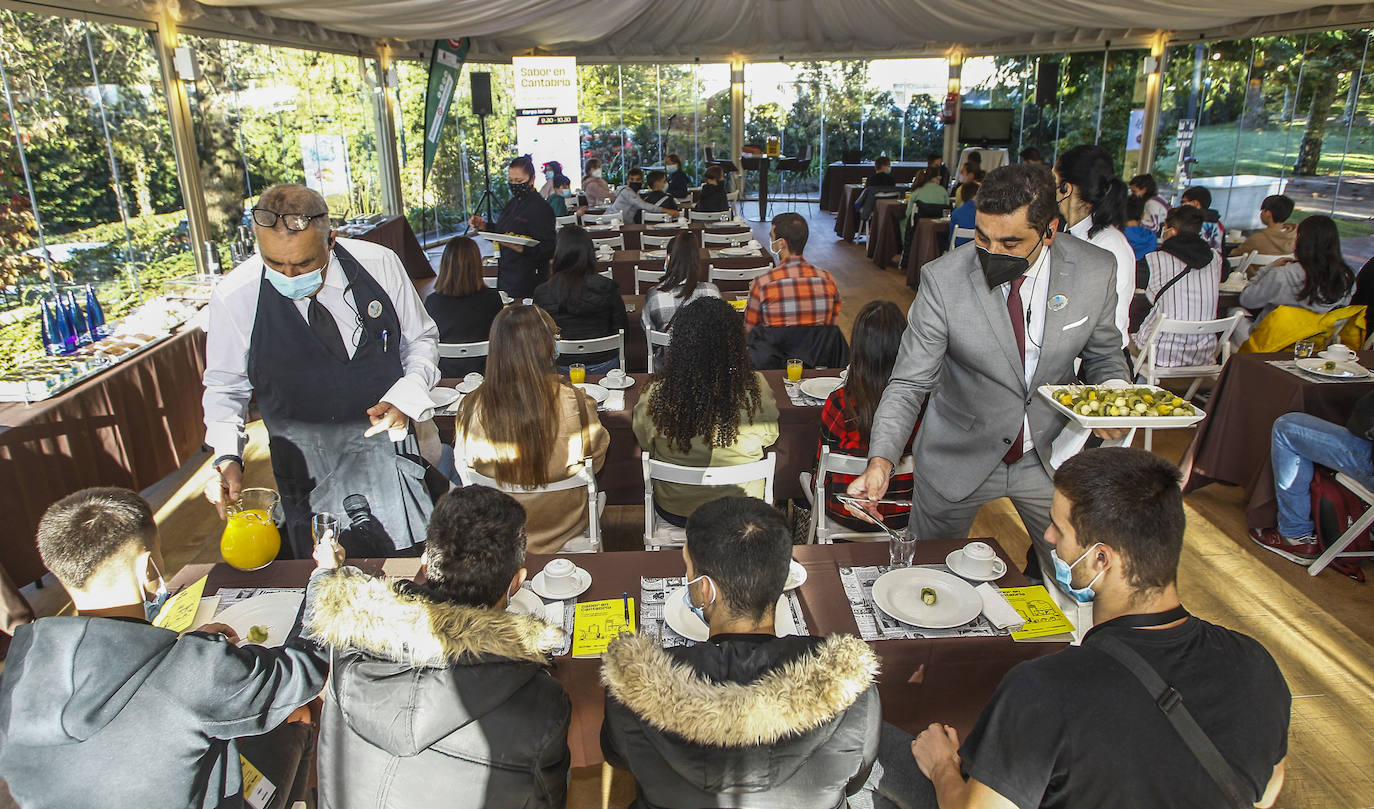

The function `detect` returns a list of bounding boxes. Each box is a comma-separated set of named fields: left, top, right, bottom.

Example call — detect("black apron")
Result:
left=247, top=243, right=433, bottom=558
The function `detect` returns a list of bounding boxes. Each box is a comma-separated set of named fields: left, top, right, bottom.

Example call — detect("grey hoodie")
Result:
left=0, top=582, right=327, bottom=808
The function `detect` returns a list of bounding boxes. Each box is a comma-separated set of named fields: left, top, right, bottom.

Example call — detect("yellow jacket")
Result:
left=1239, top=304, right=1367, bottom=354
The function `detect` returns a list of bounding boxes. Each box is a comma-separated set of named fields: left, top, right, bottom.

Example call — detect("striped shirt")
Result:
left=744, top=256, right=841, bottom=328
left=1133, top=248, right=1223, bottom=366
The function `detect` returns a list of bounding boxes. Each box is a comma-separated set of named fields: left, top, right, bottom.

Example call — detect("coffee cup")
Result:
left=542, top=558, right=577, bottom=595
left=960, top=541, right=1001, bottom=577
left=463, top=372, right=483, bottom=386
left=605, top=368, right=626, bottom=385
left=1324, top=344, right=1356, bottom=361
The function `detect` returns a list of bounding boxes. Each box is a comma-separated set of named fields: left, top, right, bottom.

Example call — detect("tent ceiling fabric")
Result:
left=188, top=0, right=1374, bottom=59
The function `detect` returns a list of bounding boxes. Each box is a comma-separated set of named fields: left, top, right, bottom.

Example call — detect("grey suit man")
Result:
left=850, top=163, right=1131, bottom=577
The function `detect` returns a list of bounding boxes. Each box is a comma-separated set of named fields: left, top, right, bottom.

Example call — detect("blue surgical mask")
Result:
left=666, top=164, right=678, bottom=174
left=545, top=170, right=555, bottom=179
left=265, top=261, right=327, bottom=300
left=1051, top=542, right=1105, bottom=603
left=683, top=574, right=715, bottom=625
left=144, top=559, right=170, bottom=623
left=559, top=189, right=572, bottom=197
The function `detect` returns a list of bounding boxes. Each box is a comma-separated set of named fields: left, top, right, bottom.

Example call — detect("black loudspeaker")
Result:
left=1035, top=61, right=1058, bottom=107
left=471, top=71, right=493, bottom=116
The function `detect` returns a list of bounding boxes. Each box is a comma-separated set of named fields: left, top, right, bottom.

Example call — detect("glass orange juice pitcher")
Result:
left=221, top=488, right=282, bottom=571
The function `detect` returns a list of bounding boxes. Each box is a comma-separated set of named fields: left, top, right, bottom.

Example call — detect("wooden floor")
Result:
left=24, top=205, right=1374, bottom=808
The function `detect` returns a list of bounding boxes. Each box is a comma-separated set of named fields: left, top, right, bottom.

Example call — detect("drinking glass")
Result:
left=312, top=512, right=339, bottom=545
left=889, top=530, right=918, bottom=568
left=786, top=358, right=803, bottom=382
left=569, top=363, right=587, bottom=384
left=1293, top=339, right=1316, bottom=360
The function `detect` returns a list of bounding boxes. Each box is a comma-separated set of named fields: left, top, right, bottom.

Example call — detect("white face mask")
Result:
left=591, top=168, right=603, bottom=178
left=769, top=238, right=785, bottom=261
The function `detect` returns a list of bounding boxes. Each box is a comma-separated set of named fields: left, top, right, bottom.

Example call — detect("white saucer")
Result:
left=642, top=249, right=668, bottom=259
left=664, top=586, right=796, bottom=641
left=530, top=566, right=591, bottom=600
left=456, top=377, right=483, bottom=394
left=945, top=549, right=1008, bottom=582
left=600, top=376, right=635, bottom=390
left=506, top=587, right=545, bottom=616
left=798, top=376, right=843, bottom=401
left=784, top=559, right=807, bottom=591
left=574, top=382, right=609, bottom=404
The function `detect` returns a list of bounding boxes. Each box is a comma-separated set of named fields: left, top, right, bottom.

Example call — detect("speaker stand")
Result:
left=475, top=113, right=497, bottom=223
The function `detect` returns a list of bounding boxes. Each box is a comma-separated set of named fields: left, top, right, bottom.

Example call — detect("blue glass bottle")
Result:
left=84, top=284, right=107, bottom=338
left=70, top=291, right=92, bottom=346
left=58, top=293, right=80, bottom=353
left=39, top=301, right=53, bottom=356
left=47, top=298, right=69, bottom=353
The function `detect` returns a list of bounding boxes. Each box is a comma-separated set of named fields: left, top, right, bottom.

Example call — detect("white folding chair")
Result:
left=702, top=231, right=751, bottom=247
left=1226, top=251, right=1255, bottom=276
left=646, top=328, right=670, bottom=373
left=1132, top=313, right=1242, bottom=450
left=690, top=209, right=733, bottom=222
left=437, top=340, right=490, bottom=362
left=555, top=213, right=579, bottom=228
left=641, top=451, right=776, bottom=549
left=556, top=329, right=626, bottom=370
left=455, top=456, right=604, bottom=553
left=1249, top=253, right=1288, bottom=273
left=799, top=447, right=915, bottom=543
left=597, top=268, right=615, bottom=281
left=1321, top=313, right=1359, bottom=350
left=641, top=211, right=676, bottom=223
left=708, top=264, right=772, bottom=286
left=590, top=232, right=625, bottom=251
left=950, top=225, right=975, bottom=247
left=583, top=213, right=623, bottom=227
left=635, top=266, right=664, bottom=294
left=483, top=276, right=499, bottom=289
left=641, top=233, right=678, bottom=249
left=1309, top=473, right=1374, bottom=576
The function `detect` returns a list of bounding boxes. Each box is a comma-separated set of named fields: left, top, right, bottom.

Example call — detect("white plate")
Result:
left=574, top=382, right=609, bottom=404
left=718, top=246, right=755, bottom=256
left=784, top=559, right=807, bottom=591
left=214, top=592, right=304, bottom=648
left=506, top=587, right=545, bottom=617
left=456, top=377, right=483, bottom=394
left=586, top=224, right=617, bottom=232
left=530, top=566, right=592, bottom=600
left=798, top=377, right=843, bottom=401
left=871, top=568, right=981, bottom=629
left=599, top=375, right=636, bottom=390
left=642, top=249, right=668, bottom=259
left=664, top=586, right=796, bottom=642
left=483, top=232, right=539, bottom=247
left=1298, top=357, right=1370, bottom=378
left=1038, top=385, right=1207, bottom=429
left=945, top=549, right=1008, bottom=582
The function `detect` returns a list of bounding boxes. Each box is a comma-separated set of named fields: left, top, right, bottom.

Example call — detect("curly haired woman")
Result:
left=633, top=297, right=779, bottom=526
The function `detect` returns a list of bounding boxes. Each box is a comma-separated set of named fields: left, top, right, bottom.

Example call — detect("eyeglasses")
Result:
left=251, top=207, right=329, bottom=231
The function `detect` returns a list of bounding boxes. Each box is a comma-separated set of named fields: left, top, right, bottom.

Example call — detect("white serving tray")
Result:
left=1038, top=384, right=1206, bottom=430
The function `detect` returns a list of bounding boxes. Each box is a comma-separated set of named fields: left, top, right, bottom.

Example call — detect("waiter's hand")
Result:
left=1092, top=427, right=1131, bottom=440
left=468, top=214, right=486, bottom=231
left=505, top=242, right=525, bottom=253
left=205, top=459, right=243, bottom=519
left=846, top=458, right=893, bottom=518
left=364, top=401, right=409, bottom=438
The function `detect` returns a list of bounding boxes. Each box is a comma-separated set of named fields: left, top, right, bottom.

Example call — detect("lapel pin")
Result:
left=366, top=300, right=383, bottom=319
left=1048, top=294, right=1068, bottom=312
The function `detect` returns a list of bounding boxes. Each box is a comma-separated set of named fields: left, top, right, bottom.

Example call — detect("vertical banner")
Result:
left=423, top=38, right=469, bottom=184
left=513, top=56, right=581, bottom=191
left=300, top=134, right=351, bottom=198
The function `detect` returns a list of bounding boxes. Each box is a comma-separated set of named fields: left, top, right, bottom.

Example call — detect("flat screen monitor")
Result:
left=960, top=109, right=1014, bottom=145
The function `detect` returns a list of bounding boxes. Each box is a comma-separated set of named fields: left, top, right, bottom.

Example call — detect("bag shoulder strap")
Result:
left=1089, top=634, right=1255, bottom=809
left=1150, top=266, right=1192, bottom=308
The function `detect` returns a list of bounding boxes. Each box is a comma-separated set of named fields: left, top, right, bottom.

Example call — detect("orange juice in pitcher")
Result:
left=221, top=489, right=282, bottom=571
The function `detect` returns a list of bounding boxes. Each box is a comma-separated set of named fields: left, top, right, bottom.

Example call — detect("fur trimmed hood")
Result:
left=601, top=633, right=879, bottom=747
left=306, top=567, right=562, bottom=667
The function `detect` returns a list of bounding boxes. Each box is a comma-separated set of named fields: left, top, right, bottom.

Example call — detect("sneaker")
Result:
left=1249, top=528, right=1321, bottom=566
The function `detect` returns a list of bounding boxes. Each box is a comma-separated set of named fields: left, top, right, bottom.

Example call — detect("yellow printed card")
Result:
left=999, top=585, right=1076, bottom=640
left=571, top=597, right=636, bottom=658
left=153, top=575, right=208, bottom=634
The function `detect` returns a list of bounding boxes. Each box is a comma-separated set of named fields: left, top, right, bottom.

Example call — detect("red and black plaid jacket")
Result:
left=744, top=256, right=841, bottom=328
left=816, top=386, right=917, bottom=532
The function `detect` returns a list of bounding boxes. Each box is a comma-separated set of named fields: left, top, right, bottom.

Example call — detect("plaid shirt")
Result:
left=817, top=386, right=917, bottom=531
left=744, top=256, right=840, bottom=327
left=641, top=282, right=722, bottom=333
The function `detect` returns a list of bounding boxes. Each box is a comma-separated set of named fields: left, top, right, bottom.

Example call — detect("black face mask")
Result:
left=509, top=180, right=533, bottom=196
left=977, top=232, right=1046, bottom=289
left=628, top=181, right=643, bottom=191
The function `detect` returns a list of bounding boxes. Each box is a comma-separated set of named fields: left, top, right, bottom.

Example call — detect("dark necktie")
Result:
left=1003, top=276, right=1027, bottom=465
left=308, top=297, right=349, bottom=362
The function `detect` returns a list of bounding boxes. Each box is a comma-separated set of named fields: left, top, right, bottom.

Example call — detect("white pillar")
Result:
left=368, top=49, right=404, bottom=217
left=153, top=13, right=212, bottom=275
left=730, top=58, right=745, bottom=164
left=1139, top=34, right=1167, bottom=179
left=943, top=52, right=963, bottom=169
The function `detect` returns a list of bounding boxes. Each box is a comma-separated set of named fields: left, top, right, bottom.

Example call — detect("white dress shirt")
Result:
left=1001, top=245, right=1050, bottom=455
left=1069, top=217, right=1135, bottom=348
left=202, top=237, right=441, bottom=461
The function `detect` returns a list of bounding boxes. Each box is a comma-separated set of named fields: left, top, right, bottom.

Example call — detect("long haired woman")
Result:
left=1238, top=214, right=1355, bottom=339
left=641, top=232, right=721, bottom=337
left=531, top=225, right=628, bottom=373
left=425, top=236, right=502, bottom=377
left=1055, top=145, right=1137, bottom=347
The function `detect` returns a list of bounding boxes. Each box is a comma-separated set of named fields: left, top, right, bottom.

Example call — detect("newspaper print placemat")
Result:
left=214, top=587, right=302, bottom=612
left=839, top=565, right=1004, bottom=640
left=639, top=576, right=810, bottom=648
left=1266, top=359, right=1374, bottom=385
left=782, top=379, right=826, bottom=407
left=521, top=583, right=576, bottom=657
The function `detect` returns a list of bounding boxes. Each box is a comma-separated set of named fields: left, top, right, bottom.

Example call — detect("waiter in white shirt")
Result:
left=203, top=184, right=443, bottom=557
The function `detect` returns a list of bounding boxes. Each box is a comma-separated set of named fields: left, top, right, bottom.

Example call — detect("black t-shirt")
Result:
left=960, top=615, right=1290, bottom=809
left=424, top=288, right=503, bottom=376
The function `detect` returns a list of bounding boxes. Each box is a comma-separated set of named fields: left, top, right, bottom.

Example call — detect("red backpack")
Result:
left=1310, top=466, right=1371, bottom=582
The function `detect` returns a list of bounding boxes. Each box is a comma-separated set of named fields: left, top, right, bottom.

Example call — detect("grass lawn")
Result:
left=1288, top=208, right=1374, bottom=240
left=1158, top=120, right=1374, bottom=178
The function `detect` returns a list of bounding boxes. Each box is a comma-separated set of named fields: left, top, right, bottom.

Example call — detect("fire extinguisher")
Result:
left=941, top=92, right=959, bottom=123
